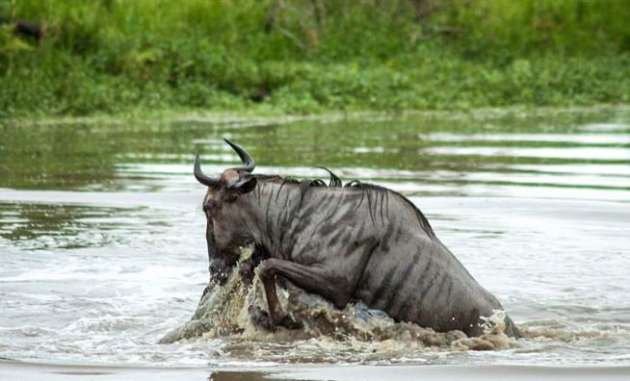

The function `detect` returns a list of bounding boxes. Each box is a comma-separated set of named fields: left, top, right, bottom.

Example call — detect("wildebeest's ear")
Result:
left=230, top=176, right=257, bottom=194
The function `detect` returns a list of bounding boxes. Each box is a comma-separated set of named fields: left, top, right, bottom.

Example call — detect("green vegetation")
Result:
left=1, top=0, right=629, bottom=118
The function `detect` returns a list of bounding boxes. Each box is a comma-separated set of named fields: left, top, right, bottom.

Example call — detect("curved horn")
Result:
left=194, top=154, right=220, bottom=187
left=224, top=138, right=255, bottom=173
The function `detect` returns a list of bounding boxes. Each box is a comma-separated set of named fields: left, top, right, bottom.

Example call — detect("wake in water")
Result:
left=160, top=255, right=517, bottom=359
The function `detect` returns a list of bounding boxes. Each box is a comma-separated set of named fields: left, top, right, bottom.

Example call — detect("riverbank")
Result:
left=4, top=103, right=629, bottom=128
left=2, top=53, right=629, bottom=119
left=1, top=1, right=629, bottom=118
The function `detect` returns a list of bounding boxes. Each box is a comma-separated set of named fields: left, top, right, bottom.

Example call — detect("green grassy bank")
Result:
left=1, top=0, right=629, bottom=118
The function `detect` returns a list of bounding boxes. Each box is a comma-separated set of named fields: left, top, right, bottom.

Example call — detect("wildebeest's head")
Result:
left=194, top=139, right=259, bottom=284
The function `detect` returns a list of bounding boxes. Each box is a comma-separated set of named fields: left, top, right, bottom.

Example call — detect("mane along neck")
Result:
left=251, top=170, right=434, bottom=237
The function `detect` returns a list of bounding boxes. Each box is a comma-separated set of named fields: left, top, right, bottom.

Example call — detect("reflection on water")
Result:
left=0, top=106, right=629, bottom=368
left=0, top=203, right=147, bottom=250
left=423, top=132, right=630, bottom=144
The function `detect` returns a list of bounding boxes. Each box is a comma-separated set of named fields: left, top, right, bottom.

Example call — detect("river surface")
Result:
left=1, top=107, right=629, bottom=378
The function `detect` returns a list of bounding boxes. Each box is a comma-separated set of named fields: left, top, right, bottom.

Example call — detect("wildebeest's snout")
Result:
left=208, top=256, right=233, bottom=284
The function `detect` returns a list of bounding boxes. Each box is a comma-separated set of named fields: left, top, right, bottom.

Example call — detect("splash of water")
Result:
left=160, top=259, right=516, bottom=355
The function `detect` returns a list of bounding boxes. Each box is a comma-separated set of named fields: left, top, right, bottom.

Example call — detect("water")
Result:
left=1, top=107, right=630, bottom=373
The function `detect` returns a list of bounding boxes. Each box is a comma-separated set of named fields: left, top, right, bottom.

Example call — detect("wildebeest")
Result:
left=194, top=139, right=520, bottom=337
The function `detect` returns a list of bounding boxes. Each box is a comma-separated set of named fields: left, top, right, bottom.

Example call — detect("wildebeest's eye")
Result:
left=225, top=193, right=238, bottom=203
left=203, top=200, right=218, bottom=214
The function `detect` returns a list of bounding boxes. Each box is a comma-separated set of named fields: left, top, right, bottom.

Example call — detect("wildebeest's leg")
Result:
left=258, top=250, right=375, bottom=328
left=256, top=267, right=290, bottom=328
